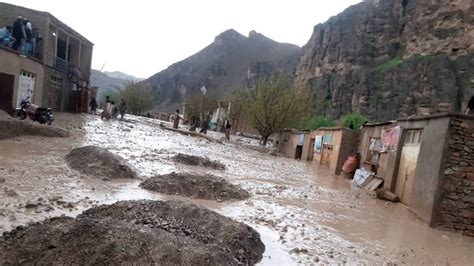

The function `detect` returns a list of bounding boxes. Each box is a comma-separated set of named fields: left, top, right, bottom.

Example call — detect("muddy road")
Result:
left=1, top=114, right=473, bottom=264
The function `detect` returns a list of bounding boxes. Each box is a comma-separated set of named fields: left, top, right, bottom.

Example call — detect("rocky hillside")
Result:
left=295, top=0, right=473, bottom=121
left=145, top=29, right=301, bottom=112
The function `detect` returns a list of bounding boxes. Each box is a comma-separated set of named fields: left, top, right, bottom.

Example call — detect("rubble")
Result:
left=0, top=200, right=265, bottom=265
left=173, top=153, right=226, bottom=170
left=140, top=172, right=250, bottom=201
left=65, top=146, right=137, bottom=179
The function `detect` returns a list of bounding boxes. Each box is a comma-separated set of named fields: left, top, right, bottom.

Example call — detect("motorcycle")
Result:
left=15, top=97, right=54, bottom=125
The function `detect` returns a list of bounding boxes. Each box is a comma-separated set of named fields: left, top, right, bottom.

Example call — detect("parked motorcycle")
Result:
left=16, top=97, right=54, bottom=125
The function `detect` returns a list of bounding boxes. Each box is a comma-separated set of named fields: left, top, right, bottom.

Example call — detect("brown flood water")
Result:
left=0, top=113, right=473, bottom=265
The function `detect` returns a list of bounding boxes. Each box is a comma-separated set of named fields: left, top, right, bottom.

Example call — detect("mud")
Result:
left=140, top=172, right=250, bottom=201
left=65, top=146, right=137, bottom=179
left=0, top=111, right=69, bottom=140
left=0, top=200, right=265, bottom=265
left=1, top=114, right=474, bottom=265
left=173, top=153, right=226, bottom=170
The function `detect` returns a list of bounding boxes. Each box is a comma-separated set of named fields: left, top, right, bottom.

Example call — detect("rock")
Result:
left=0, top=178, right=5, bottom=183
left=65, top=146, right=137, bottom=179
left=294, top=0, right=473, bottom=120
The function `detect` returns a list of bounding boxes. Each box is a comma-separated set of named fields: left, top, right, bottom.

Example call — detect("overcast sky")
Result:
left=4, top=0, right=361, bottom=78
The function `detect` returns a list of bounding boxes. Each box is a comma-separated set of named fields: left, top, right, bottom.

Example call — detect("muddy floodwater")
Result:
left=1, top=114, right=473, bottom=265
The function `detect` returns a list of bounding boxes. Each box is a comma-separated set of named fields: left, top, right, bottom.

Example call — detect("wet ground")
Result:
left=1, top=113, right=473, bottom=265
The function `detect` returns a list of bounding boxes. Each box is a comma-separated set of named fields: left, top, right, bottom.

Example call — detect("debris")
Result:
left=0, top=200, right=265, bottom=265
left=65, top=146, right=137, bottom=179
left=159, top=122, right=222, bottom=143
left=376, top=188, right=400, bottom=202
left=0, top=111, right=69, bottom=140
left=173, top=153, right=226, bottom=170
left=139, top=172, right=250, bottom=201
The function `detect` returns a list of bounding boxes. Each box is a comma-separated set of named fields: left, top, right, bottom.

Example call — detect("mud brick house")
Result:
left=358, top=113, right=474, bottom=236
left=308, top=127, right=359, bottom=175
left=275, top=129, right=309, bottom=160
left=0, top=3, right=93, bottom=113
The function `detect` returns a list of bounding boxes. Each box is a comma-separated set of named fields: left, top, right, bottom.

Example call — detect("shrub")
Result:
left=342, top=113, right=368, bottom=129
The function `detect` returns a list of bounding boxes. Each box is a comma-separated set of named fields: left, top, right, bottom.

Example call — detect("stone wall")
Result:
left=434, top=117, right=474, bottom=236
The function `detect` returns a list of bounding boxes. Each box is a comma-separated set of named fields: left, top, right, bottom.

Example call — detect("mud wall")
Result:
left=335, top=129, right=359, bottom=175
left=433, top=116, right=474, bottom=236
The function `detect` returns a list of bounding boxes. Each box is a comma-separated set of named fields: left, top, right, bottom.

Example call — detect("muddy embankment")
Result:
left=0, top=111, right=69, bottom=140
left=140, top=172, right=250, bottom=201
left=0, top=200, right=265, bottom=265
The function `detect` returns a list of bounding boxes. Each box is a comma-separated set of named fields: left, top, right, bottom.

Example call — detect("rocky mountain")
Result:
left=295, top=0, right=473, bottom=121
left=145, top=29, right=301, bottom=112
left=90, top=70, right=143, bottom=99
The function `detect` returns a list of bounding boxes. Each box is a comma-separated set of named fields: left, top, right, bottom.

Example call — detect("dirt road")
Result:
left=1, top=114, right=473, bottom=264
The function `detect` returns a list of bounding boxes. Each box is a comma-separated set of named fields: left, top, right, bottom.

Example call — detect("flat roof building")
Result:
left=0, top=2, right=93, bottom=112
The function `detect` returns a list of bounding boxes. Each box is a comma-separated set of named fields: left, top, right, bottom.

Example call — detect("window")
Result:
left=404, top=129, right=423, bottom=144
left=367, top=137, right=381, bottom=163
left=50, top=76, right=62, bottom=88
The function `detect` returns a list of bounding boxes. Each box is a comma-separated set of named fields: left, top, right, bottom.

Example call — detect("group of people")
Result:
left=0, top=15, right=42, bottom=57
left=89, top=96, right=127, bottom=121
left=172, top=110, right=232, bottom=141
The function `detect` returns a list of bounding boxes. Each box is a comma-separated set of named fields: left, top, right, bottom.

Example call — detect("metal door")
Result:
left=16, top=71, right=35, bottom=107
left=321, top=144, right=333, bottom=167
left=395, top=129, right=422, bottom=205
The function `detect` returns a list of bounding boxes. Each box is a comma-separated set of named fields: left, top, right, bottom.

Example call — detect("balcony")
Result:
left=45, top=52, right=86, bottom=82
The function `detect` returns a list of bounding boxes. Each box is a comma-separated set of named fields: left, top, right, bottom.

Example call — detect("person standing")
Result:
left=89, top=96, right=98, bottom=114
left=173, top=109, right=182, bottom=129
left=23, top=19, right=32, bottom=55
left=12, top=16, right=25, bottom=51
left=466, top=96, right=474, bottom=115
left=119, top=98, right=127, bottom=120
left=225, top=120, right=232, bottom=142
left=199, top=118, right=209, bottom=134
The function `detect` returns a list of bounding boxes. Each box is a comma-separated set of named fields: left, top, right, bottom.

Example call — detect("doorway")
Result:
left=395, top=129, right=422, bottom=205
left=0, top=72, right=15, bottom=111
left=295, top=145, right=303, bottom=160
left=320, top=144, right=333, bottom=167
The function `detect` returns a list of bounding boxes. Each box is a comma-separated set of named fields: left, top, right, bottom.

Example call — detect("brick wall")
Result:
left=434, top=117, right=474, bottom=236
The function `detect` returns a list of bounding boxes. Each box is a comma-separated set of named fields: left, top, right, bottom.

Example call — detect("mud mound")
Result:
left=0, top=200, right=265, bottom=265
left=65, top=146, right=136, bottom=179
left=0, top=111, right=69, bottom=140
left=140, top=172, right=250, bottom=201
left=173, top=153, right=226, bottom=170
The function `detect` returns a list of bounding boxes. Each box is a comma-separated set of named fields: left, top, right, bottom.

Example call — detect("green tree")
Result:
left=237, top=74, right=309, bottom=145
left=308, top=115, right=336, bottom=130
left=120, top=82, right=155, bottom=115
left=342, top=113, right=368, bottom=129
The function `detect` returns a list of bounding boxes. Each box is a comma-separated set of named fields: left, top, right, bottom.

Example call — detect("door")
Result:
left=295, top=145, right=303, bottom=160
left=0, top=73, right=15, bottom=111
left=321, top=144, right=333, bottom=167
left=16, top=71, right=36, bottom=107
left=395, top=129, right=422, bottom=205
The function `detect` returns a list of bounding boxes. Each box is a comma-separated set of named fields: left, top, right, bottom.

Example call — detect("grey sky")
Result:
left=4, top=0, right=361, bottom=78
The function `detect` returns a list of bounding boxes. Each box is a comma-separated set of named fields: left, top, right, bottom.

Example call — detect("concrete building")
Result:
left=309, top=127, right=359, bottom=175
left=0, top=3, right=93, bottom=112
left=358, top=113, right=474, bottom=236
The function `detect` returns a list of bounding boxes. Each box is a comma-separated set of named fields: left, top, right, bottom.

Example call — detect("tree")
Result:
left=342, top=113, right=368, bottom=129
left=184, top=93, right=218, bottom=121
left=237, top=74, right=309, bottom=145
left=308, top=115, right=336, bottom=130
left=120, top=82, right=155, bottom=115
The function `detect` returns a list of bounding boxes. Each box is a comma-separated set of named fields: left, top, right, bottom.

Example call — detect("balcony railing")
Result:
left=45, top=52, right=86, bottom=81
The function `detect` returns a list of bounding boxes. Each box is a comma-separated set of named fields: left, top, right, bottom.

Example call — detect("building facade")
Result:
left=0, top=3, right=93, bottom=112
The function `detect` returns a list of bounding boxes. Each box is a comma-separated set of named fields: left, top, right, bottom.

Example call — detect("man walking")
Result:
left=173, top=109, right=182, bottom=129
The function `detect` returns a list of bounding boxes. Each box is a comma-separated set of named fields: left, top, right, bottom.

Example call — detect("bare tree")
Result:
left=237, top=74, right=309, bottom=145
